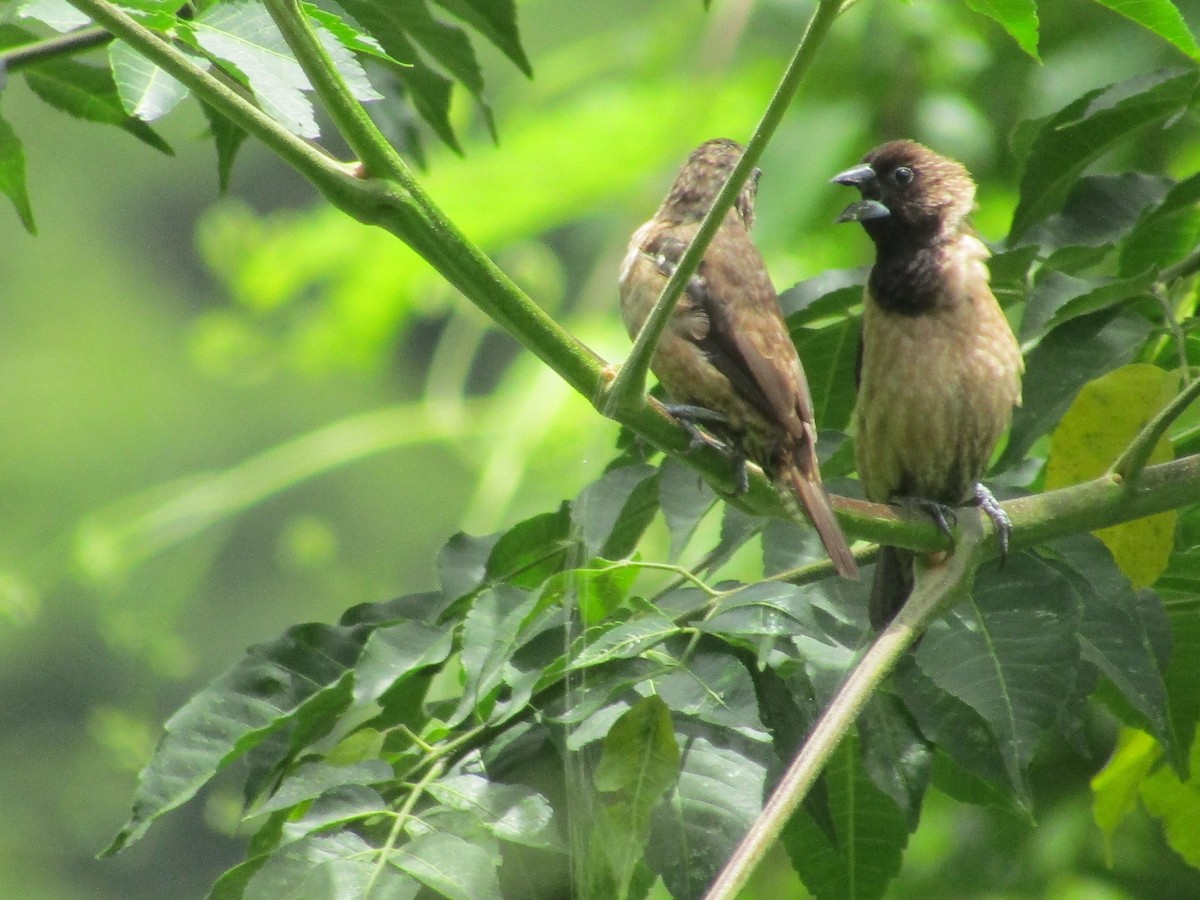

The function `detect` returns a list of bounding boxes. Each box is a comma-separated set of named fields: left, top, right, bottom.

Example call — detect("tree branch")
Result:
left=1111, top=374, right=1200, bottom=485
left=704, top=515, right=987, bottom=900
left=0, top=26, right=111, bottom=73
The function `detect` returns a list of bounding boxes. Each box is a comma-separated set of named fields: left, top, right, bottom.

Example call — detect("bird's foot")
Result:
left=969, top=483, right=1011, bottom=566
left=660, top=403, right=749, bottom=495
left=894, top=496, right=958, bottom=542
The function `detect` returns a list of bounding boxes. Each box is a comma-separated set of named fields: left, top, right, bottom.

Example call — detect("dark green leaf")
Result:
left=573, top=464, right=659, bottom=559
left=486, top=503, right=574, bottom=588
left=432, top=0, right=531, bottom=75
left=794, top=317, right=859, bottom=432
left=1019, top=173, right=1173, bottom=255
left=279, top=784, right=389, bottom=842
left=588, top=696, right=680, bottom=896
left=761, top=518, right=825, bottom=576
left=658, top=457, right=717, bottom=561
left=784, top=731, right=909, bottom=900
left=568, top=611, right=682, bottom=671
left=104, top=622, right=370, bottom=855
left=1009, top=69, right=1200, bottom=241
left=389, top=831, right=502, bottom=900
left=779, top=267, right=867, bottom=324
left=449, top=585, right=537, bottom=726
left=964, top=0, right=1040, bottom=59
left=24, top=58, right=173, bottom=154
left=999, top=309, right=1154, bottom=468
left=700, top=581, right=823, bottom=641
left=0, top=108, right=34, bottom=233
left=914, top=553, right=1082, bottom=791
left=439, top=529, right=500, bottom=600
left=646, top=723, right=772, bottom=898
left=427, top=774, right=561, bottom=850
left=1155, top=549, right=1200, bottom=765
left=1049, top=536, right=1174, bottom=760
left=353, top=619, right=453, bottom=705
left=243, top=832, right=419, bottom=900
left=648, top=650, right=769, bottom=741
left=538, top=562, right=638, bottom=626
left=257, top=759, right=393, bottom=814
left=200, top=101, right=247, bottom=192
left=1020, top=270, right=1155, bottom=343
left=1120, top=172, right=1200, bottom=276
left=895, top=659, right=1020, bottom=803
left=857, top=693, right=933, bottom=830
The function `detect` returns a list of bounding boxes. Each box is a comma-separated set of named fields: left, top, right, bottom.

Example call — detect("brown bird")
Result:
left=619, top=138, right=858, bottom=579
left=832, top=140, right=1023, bottom=628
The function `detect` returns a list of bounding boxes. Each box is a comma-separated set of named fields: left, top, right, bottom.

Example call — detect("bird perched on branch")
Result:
left=619, top=138, right=858, bottom=579
left=832, top=140, right=1023, bottom=628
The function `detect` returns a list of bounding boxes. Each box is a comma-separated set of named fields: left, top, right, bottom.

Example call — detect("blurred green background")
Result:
left=2, top=0, right=1200, bottom=896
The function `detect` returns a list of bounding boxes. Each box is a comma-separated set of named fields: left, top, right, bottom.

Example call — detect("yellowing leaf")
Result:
left=1045, top=363, right=1178, bottom=588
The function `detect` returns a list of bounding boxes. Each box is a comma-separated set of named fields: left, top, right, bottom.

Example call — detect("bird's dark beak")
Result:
left=831, top=163, right=890, bottom=223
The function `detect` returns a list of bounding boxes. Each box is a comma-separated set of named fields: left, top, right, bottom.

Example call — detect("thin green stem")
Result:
left=704, top=515, right=987, bottom=900
left=1110, top=377, right=1200, bottom=484
left=602, top=0, right=845, bottom=416
left=367, top=758, right=446, bottom=895
left=260, top=0, right=405, bottom=179
left=0, top=26, right=112, bottom=72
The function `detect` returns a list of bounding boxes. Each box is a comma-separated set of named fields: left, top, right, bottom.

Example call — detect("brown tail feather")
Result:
left=783, top=463, right=859, bottom=579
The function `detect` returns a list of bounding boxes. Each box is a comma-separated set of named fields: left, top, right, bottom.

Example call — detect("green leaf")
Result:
left=914, top=553, right=1082, bottom=793
left=438, top=529, right=500, bottom=600
left=647, top=650, right=769, bottom=741
left=24, top=58, right=173, bottom=154
left=573, top=464, right=660, bottom=560
left=190, top=0, right=380, bottom=138
left=0, top=108, right=35, bottom=233
left=432, top=0, right=531, bottom=75
left=857, top=693, right=933, bottom=830
left=964, top=0, right=1040, bottom=60
left=388, top=831, right=503, bottom=900
left=784, top=731, right=909, bottom=900
left=280, top=784, right=390, bottom=842
left=1090, top=0, right=1200, bottom=60
left=449, top=585, right=537, bottom=726
left=1156, top=552, right=1200, bottom=761
left=658, top=457, right=717, bottom=561
left=700, top=581, right=824, bottom=641
left=1020, top=270, right=1156, bottom=343
left=568, top=611, right=682, bottom=671
left=200, top=101, right=248, bottom=192
left=646, top=723, right=772, bottom=898
left=353, top=619, right=454, bottom=705
left=257, top=759, right=393, bottom=814
left=1049, top=536, right=1173, bottom=758
left=1140, top=729, right=1200, bottom=868
left=243, top=832, right=420, bottom=900
left=1046, top=364, right=1178, bottom=588
left=999, top=309, right=1155, bottom=469
left=108, top=38, right=190, bottom=121
left=1091, top=727, right=1162, bottom=864
left=588, top=696, right=680, bottom=897
left=485, top=504, right=574, bottom=588
left=1009, top=69, right=1200, bottom=241
left=1019, top=173, right=1173, bottom=258
left=794, top=316, right=859, bottom=432
left=103, top=622, right=371, bottom=855
left=1120, top=172, right=1200, bottom=277
left=427, top=774, right=561, bottom=850
left=16, top=0, right=90, bottom=31
left=538, top=562, right=638, bottom=627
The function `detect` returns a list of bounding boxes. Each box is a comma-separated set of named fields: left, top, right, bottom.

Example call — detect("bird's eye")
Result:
left=892, top=166, right=914, bottom=186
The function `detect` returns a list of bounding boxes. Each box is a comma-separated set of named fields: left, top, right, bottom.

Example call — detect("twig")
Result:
left=1110, top=375, right=1200, bottom=485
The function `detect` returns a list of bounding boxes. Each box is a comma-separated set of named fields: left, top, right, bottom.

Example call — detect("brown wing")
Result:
left=688, top=223, right=816, bottom=445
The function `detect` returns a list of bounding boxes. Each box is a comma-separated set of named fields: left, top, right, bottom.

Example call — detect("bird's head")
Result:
left=662, top=138, right=761, bottom=228
left=831, top=140, right=975, bottom=239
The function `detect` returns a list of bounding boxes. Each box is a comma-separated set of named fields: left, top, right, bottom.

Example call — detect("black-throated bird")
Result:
left=620, top=138, right=858, bottom=578
left=832, top=140, right=1023, bottom=627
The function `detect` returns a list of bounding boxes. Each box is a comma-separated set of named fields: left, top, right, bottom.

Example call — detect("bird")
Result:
left=831, top=140, right=1023, bottom=628
left=619, top=138, right=858, bottom=579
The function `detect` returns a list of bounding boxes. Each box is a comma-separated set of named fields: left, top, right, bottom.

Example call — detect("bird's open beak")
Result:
left=831, top=163, right=890, bottom=222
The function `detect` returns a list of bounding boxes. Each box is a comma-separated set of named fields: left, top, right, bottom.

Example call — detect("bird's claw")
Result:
left=896, top=496, right=957, bottom=542
left=971, top=483, right=1011, bottom=567
left=660, top=403, right=749, bottom=495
